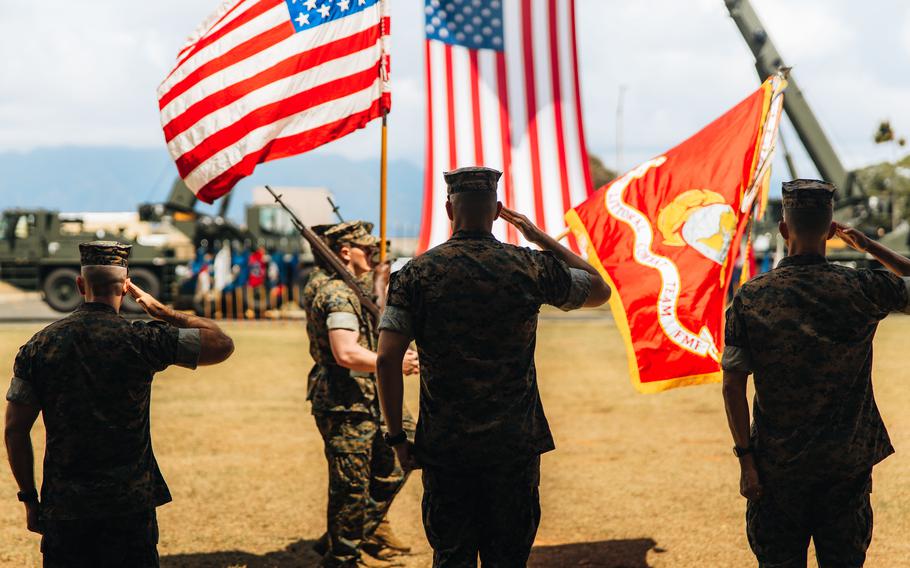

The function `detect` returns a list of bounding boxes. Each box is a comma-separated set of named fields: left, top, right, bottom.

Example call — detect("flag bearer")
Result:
left=722, top=180, right=910, bottom=567
left=304, top=222, right=418, bottom=567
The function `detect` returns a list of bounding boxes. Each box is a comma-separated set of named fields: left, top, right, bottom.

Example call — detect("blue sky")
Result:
left=1, top=0, right=908, bottom=186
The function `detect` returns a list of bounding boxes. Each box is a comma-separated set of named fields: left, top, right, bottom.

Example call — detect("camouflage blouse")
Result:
left=6, top=302, right=199, bottom=519
left=723, top=254, right=910, bottom=481
left=381, top=230, right=591, bottom=468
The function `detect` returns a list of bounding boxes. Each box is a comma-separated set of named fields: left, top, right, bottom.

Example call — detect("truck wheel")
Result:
left=43, top=268, right=82, bottom=312
left=122, top=268, right=161, bottom=314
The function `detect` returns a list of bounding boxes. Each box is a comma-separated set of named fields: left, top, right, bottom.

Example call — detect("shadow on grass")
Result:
left=162, top=537, right=659, bottom=568
left=161, top=538, right=320, bottom=567
left=529, top=538, right=659, bottom=567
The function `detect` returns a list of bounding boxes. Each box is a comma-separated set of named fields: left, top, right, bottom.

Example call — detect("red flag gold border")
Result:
left=565, top=75, right=786, bottom=394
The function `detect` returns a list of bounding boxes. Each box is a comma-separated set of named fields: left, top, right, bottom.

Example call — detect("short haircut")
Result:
left=448, top=190, right=497, bottom=219
left=783, top=207, right=833, bottom=237
left=81, top=266, right=127, bottom=297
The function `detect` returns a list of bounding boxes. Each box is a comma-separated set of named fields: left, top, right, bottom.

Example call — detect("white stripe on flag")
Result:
left=478, top=49, right=508, bottom=242
left=451, top=46, right=475, bottom=170
left=184, top=78, right=382, bottom=190
left=503, top=0, right=533, bottom=246
left=168, top=44, right=381, bottom=158
left=428, top=40, right=451, bottom=248
left=556, top=0, right=588, bottom=204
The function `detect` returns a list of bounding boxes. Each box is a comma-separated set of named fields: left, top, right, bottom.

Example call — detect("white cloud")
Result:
left=0, top=0, right=907, bottom=178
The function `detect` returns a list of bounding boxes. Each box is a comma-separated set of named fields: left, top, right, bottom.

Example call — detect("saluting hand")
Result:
left=501, top=207, right=547, bottom=245
left=126, top=279, right=169, bottom=320
left=835, top=222, right=871, bottom=253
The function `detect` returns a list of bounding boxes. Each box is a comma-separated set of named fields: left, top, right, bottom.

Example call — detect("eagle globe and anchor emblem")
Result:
left=602, top=157, right=738, bottom=362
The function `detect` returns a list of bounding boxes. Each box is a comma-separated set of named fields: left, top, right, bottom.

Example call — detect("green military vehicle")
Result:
left=0, top=208, right=193, bottom=313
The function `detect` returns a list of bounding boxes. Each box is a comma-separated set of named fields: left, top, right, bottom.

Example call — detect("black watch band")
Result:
left=17, top=489, right=38, bottom=504
left=383, top=430, right=408, bottom=447
left=733, top=445, right=753, bottom=458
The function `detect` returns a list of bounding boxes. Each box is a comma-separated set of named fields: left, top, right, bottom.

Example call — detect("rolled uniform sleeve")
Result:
left=131, top=321, right=201, bottom=372
left=859, top=270, right=910, bottom=316
left=380, top=264, right=416, bottom=340
left=6, top=344, right=40, bottom=407
left=533, top=251, right=592, bottom=311
left=721, top=295, right=753, bottom=374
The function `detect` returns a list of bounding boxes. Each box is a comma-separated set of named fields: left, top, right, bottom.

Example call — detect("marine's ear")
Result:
left=76, top=275, right=86, bottom=297
left=494, top=201, right=503, bottom=220
left=778, top=220, right=790, bottom=241
left=445, top=199, right=454, bottom=221
left=826, top=222, right=837, bottom=240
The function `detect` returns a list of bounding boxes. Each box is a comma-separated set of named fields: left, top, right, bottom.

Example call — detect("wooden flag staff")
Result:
left=380, top=113, right=389, bottom=262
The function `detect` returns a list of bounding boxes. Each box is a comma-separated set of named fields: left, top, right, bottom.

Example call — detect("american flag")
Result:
left=418, top=0, right=592, bottom=251
left=158, top=0, right=391, bottom=203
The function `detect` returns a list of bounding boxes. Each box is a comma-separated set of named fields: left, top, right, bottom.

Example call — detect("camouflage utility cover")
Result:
left=79, top=241, right=132, bottom=267
left=723, top=254, right=910, bottom=481
left=324, top=221, right=380, bottom=248
left=6, top=303, right=200, bottom=519
left=381, top=230, right=591, bottom=468
left=305, top=275, right=378, bottom=416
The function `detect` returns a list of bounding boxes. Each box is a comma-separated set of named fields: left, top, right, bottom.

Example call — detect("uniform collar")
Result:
left=75, top=302, right=118, bottom=314
left=777, top=253, right=828, bottom=268
left=451, top=229, right=497, bottom=241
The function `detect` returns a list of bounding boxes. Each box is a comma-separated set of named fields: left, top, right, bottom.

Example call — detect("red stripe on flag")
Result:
left=172, top=0, right=284, bottom=77
left=443, top=44, right=458, bottom=169
left=547, top=0, right=579, bottom=252
left=520, top=0, right=547, bottom=232
left=176, top=66, right=379, bottom=177
left=418, top=40, right=436, bottom=254
left=495, top=52, right=518, bottom=244
left=468, top=50, right=484, bottom=166
left=196, top=98, right=385, bottom=203
left=160, top=22, right=295, bottom=110
left=177, top=1, right=249, bottom=62
left=569, top=0, right=592, bottom=195
left=163, top=24, right=382, bottom=142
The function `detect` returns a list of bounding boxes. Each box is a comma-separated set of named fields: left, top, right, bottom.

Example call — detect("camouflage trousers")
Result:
left=421, top=455, right=541, bottom=568
left=41, top=508, right=159, bottom=568
left=315, top=413, right=412, bottom=568
left=747, top=470, right=873, bottom=568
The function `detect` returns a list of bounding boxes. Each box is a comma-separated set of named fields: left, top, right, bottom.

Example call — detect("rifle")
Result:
left=265, top=185, right=380, bottom=323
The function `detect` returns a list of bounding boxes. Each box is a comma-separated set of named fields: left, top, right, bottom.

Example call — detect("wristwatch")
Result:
left=733, top=445, right=754, bottom=458
left=17, top=489, right=38, bottom=504
left=383, top=430, right=408, bottom=447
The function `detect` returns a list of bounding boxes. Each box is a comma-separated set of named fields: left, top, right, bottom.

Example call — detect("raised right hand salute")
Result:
left=127, top=280, right=234, bottom=365
left=835, top=222, right=910, bottom=277
left=500, top=207, right=612, bottom=307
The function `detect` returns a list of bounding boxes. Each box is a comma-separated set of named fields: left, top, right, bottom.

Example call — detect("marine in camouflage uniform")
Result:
left=722, top=180, right=910, bottom=568
left=3, top=242, right=225, bottom=568
left=378, top=167, right=608, bottom=568
left=304, top=222, right=414, bottom=567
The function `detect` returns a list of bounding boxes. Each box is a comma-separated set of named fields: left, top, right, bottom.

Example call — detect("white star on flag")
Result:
left=295, top=12, right=309, bottom=26
left=317, top=3, right=332, bottom=18
left=305, top=0, right=318, bottom=10
left=338, top=0, right=350, bottom=11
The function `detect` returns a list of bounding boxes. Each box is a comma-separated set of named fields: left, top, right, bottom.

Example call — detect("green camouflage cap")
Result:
left=311, top=224, right=338, bottom=237
left=324, top=221, right=380, bottom=248
left=444, top=166, right=502, bottom=194
left=782, top=179, right=836, bottom=210
left=79, top=241, right=131, bottom=268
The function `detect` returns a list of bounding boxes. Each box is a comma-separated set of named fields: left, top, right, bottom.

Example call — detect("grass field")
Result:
left=1, top=313, right=910, bottom=567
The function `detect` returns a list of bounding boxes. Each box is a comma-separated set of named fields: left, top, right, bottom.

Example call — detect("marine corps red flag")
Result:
left=566, top=75, right=786, bottom=393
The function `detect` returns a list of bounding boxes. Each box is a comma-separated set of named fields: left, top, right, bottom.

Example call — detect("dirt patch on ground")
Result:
left=2, top=316, right=910, bottom=567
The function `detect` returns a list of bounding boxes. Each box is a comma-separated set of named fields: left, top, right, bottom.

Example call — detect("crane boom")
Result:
left=724, top=0, right=857, bottom=197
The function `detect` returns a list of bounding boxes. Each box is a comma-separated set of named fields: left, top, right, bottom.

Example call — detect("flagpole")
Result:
left=380, top=113, right=389, bottom=262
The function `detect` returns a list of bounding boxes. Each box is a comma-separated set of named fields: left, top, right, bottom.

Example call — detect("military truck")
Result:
left=0, top=209, right=193, bottom=313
